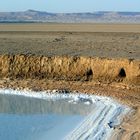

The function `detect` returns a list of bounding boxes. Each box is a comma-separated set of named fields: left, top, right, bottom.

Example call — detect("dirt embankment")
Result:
left=0, top=54, right=139, bottom=87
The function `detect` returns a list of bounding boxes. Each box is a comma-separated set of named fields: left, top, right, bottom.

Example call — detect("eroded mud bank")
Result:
left=0, top=55, right=139, bottom=86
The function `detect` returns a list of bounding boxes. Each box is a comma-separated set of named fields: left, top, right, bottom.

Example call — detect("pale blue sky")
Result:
left=0, top=0, right=140, bottom=12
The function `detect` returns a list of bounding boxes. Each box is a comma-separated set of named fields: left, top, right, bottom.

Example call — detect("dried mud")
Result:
left=0, top=55, right=139, bottom=86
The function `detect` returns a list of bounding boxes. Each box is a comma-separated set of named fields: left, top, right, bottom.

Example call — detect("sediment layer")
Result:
left=0, top=54, right=139, bottom=86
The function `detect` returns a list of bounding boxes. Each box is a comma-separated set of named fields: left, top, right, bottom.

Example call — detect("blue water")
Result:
left=0, top=94, right=94, bottom=140
left=0, top=114, right=84, bottom=140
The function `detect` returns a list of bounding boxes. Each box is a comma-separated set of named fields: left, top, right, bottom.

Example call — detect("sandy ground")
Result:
left=0, top=23, right=140, bottom=139
left=0, top=31, right=140, bottom=59
left=1, top=23, right=140, bottom=32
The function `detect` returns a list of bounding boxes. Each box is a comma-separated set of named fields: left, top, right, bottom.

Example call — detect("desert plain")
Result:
left=0, top=23, right=140, bottom=139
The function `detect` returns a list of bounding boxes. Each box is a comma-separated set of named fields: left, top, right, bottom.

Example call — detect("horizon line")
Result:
left=0, top=9, right=140, bottom=13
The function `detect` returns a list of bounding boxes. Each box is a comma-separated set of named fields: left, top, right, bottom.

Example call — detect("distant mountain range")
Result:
left=0, top=10, right=140, bottom=23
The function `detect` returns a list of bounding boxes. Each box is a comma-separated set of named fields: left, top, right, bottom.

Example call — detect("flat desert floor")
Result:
left=0, top=23, right=140, bottom=139
left=0, top=24, right=140, bottom=59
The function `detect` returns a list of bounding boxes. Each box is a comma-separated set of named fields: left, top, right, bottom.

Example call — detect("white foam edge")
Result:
left=0, top=88, right=130, bottom=108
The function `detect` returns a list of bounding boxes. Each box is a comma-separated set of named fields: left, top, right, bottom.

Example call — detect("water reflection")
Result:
left=0, top=94, right=94, bottom=115
left=0, top=94, right=94, bottom=140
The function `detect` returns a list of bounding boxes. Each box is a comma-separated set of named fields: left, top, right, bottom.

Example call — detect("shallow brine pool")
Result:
left=0, top=89, right=131, bottom=140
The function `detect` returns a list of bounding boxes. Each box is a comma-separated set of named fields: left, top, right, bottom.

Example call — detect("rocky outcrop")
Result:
left=0, top=55, right=139, bottom=86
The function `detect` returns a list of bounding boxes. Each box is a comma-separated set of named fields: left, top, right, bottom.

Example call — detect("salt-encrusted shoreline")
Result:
left=0, top=88, right=131, bottom=107
left=0, top=88, right=131, bottom=140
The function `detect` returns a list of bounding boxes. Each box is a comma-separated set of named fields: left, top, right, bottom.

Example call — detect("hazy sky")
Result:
left=0, top=0, right=140, bottom=12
